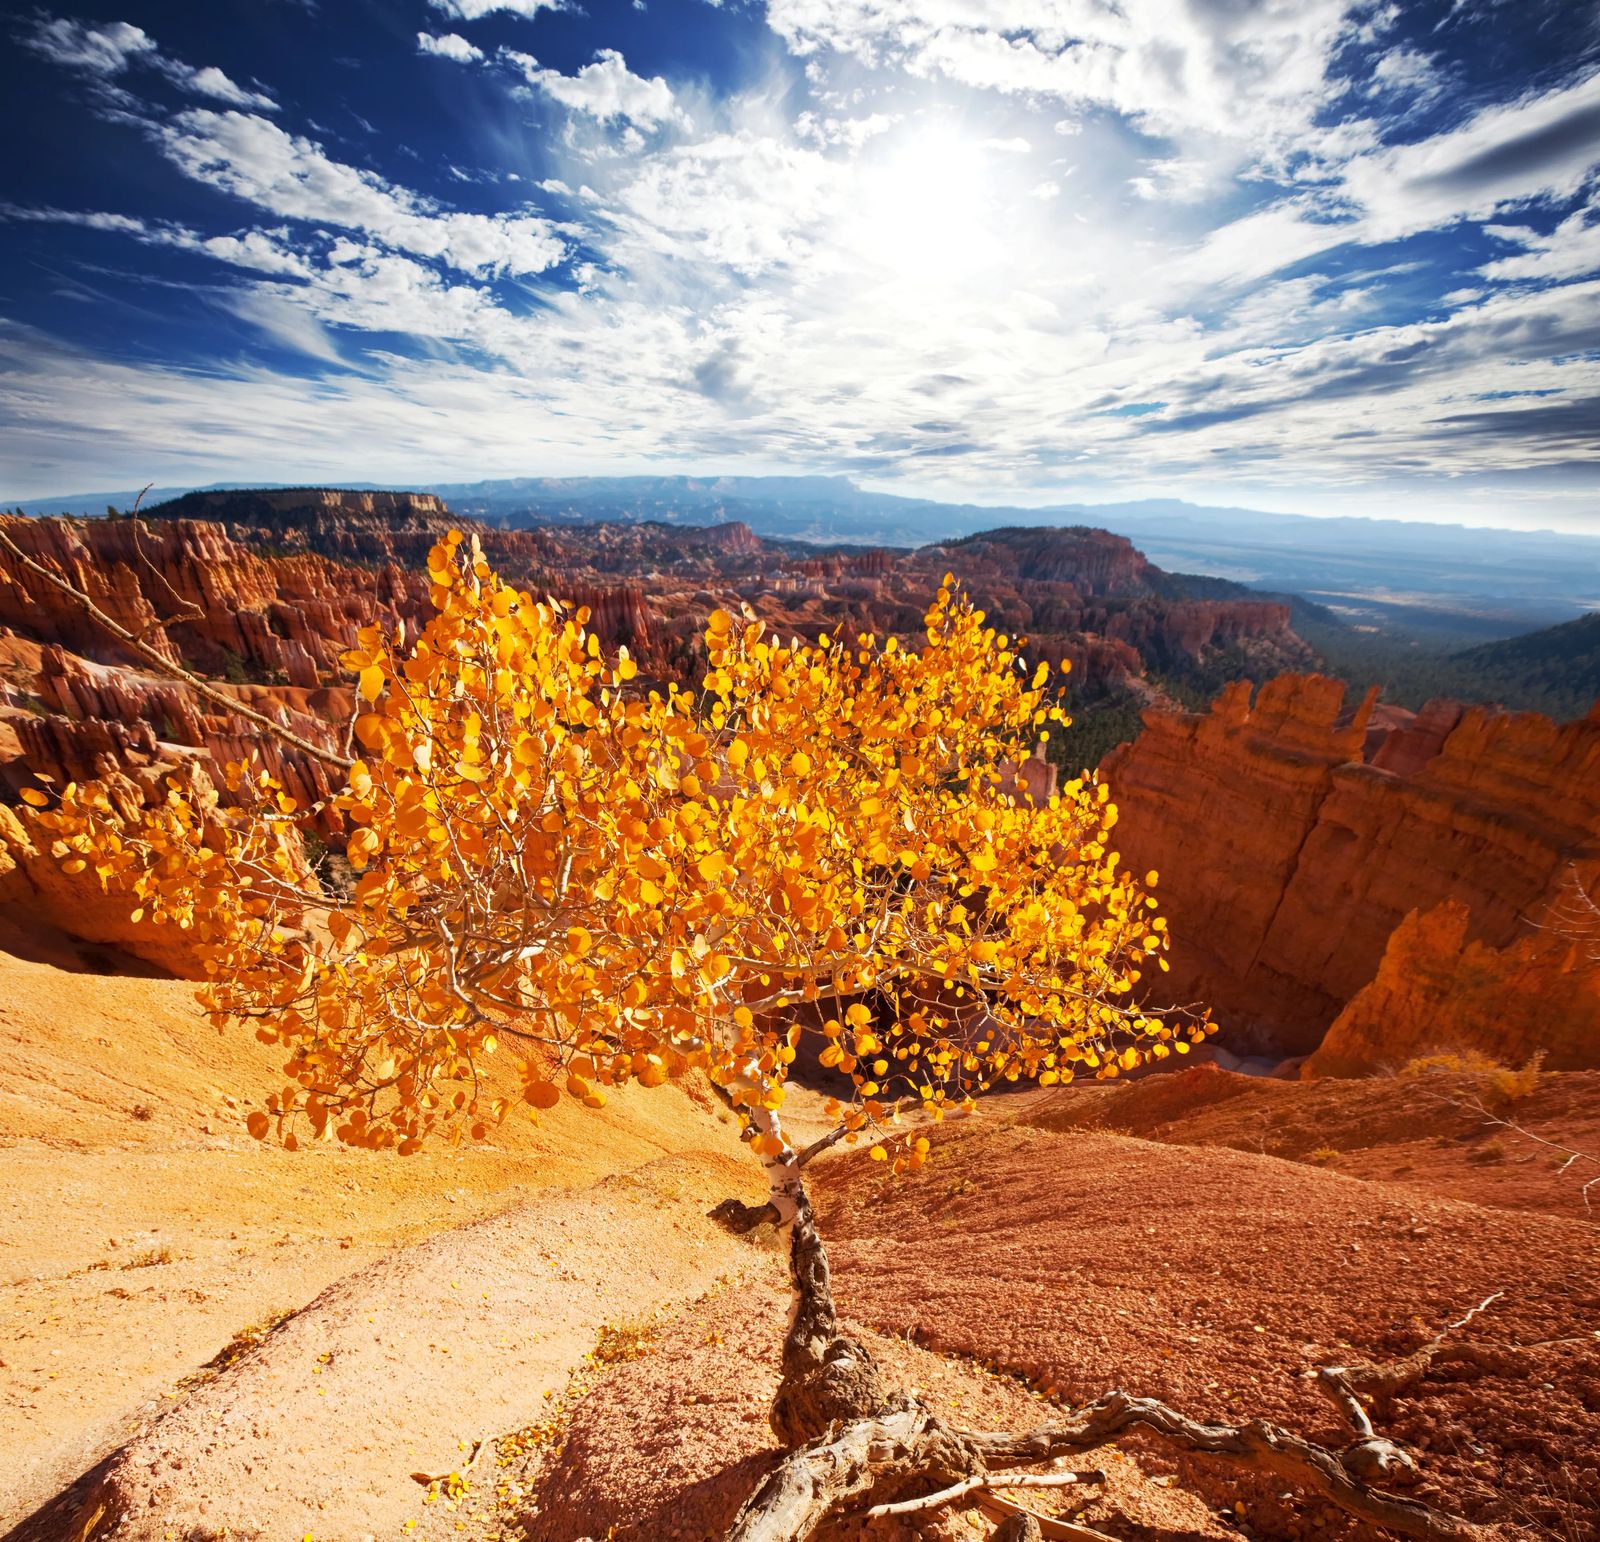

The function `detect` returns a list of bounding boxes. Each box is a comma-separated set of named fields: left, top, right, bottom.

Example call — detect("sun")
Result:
left=845, top=125, right=1004, bottom=289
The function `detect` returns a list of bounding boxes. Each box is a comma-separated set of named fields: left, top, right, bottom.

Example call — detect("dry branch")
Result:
left=864, top=1468, right=1103, bottom=1518
left=0, top=522, right=354, bottom=771
left=980, top=1496, right=1116, bottom=1542
left=720, top=1181, right=1501, bottom=1542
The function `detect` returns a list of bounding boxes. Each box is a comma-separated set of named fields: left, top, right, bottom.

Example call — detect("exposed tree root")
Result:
left=980, top=1497, right=1112, bottom=1542
left=716, top=1184, right=1505, bottom=1542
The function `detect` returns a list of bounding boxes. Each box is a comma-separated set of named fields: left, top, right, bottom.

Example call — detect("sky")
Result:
left=1, top=0, right=1598, bottom=530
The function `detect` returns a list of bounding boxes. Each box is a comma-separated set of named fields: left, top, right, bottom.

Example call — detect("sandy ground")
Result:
left=0, top=951, right=757, bottom=1535
left=4, top=951, right=1598, bottom=1542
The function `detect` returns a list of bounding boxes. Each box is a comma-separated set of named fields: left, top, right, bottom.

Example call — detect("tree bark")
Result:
left=768, top=1188, right=907, bottom=1448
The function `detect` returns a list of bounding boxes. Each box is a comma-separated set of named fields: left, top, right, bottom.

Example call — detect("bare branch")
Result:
left=0, top=522, right=353, bottom=771
left=795, top=1122, right=850, bottom=1168
left=979, top=1495, right=1119, bottom=1542
left=865, top=1469, right=1103, bottom=1518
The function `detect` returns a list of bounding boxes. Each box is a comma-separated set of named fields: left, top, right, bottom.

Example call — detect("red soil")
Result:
left=1034, top=1062, right=1600, bottom=1221
left=811, top=1093, right=1600, bottom=1540
left=5, top=953, right=1598, bottom=1542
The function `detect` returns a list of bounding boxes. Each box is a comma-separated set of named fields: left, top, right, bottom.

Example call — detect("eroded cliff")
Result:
left=1102, top=677, right=1600, bottom=1066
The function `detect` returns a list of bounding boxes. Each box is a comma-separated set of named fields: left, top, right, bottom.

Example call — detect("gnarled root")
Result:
left=716, top=1189, right=1502, bottom=1542
left=728, top=1389, right=1497, bottom=1542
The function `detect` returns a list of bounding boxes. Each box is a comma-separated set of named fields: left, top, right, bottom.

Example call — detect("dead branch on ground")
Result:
left=719, top=1190, right=1505, bottom=1542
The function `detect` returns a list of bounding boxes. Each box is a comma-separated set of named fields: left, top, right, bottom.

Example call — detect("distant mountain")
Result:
left=11, top=473, right=1599, bottom=634
left=8, top=485, right=201, bottom=517
left=1450, top=613, right=1600, bottom=714
left=423, top=477, right=1600, bottom=632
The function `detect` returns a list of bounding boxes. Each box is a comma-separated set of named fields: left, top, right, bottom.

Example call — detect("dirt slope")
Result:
left=504, top=1263, right=1233, bottom=1542
left=394, top=1083, right=1599, bottom=1542
left=12, top=1155, right=762, bottom=1542
left=1034, top=1061, right=1600, bottom=1220
left=0, top=950, right=756, bottom=1534
left=811, top=1097, right=1600, bottom=1540
left=7, top=949, right=1599, bottom=1542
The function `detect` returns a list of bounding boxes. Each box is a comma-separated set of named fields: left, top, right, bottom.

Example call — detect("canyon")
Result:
left=1103, top=676, right=1600, bottom=1069
left=0, top=489, right=1308, bottom=812
left=0, top=489, right=1595, bottom=1073
left=2, top=490, right=1598, bottom=1542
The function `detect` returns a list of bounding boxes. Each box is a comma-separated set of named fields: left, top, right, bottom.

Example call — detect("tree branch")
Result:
left=979, top=1495, right=1119, bottom=1542
left=866, top=1469, right=1103, bottom=1518
left=0, top=522, right=354, bottom=772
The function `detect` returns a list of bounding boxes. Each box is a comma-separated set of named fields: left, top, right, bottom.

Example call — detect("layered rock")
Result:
left=937, top=526, right=1155, bottom=595
left=1308, top=898, right=1600, bottom=1075
left=139, top=496, right=1311, bottom=700
left=1102, top=678, right=1600, bottom=1064
left=0, top=512, right=430, bottom=682
left=0, top=642, right=351, bottom=829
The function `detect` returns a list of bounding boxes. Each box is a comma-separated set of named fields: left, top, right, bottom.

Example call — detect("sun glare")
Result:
left=847, top=127, right=1004, bottom=288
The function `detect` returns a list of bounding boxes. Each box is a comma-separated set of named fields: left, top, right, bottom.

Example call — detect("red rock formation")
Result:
left=1307, top=898, right=1600, bottom=1075
left=0, top=513, right=431, bottom=683
left=699, top=520, right=761, bottom=555
left=1102, top=678, right=1600, bottom=1063
left=1001, top=742, right=1059, bottom=806
left=0, top=643, right=351, bottom=830
left=561, top=584, right=662, bottom=672
left=0, top=781, right=208, bottom=976
left=7, top=499, right=1309, bottom=711
left=937, top=527, right=1154, bottom=596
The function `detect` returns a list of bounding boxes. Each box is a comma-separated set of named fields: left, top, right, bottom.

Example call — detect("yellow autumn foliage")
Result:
left=26, top=532, right=1208, bottom=1164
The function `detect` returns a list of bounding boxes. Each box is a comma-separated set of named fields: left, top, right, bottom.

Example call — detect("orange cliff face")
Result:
left=1308, top=896, right=1600, bottom=1076
left=0, top=511, right=432, bottom=684
left=1102, top=676, right=1600, bottom=1068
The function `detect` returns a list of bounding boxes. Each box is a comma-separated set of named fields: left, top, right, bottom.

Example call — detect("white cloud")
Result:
left=24, top=17, right=154, bottom=74
left=428, top=0, right=564, bottom=18
left=1481, top=205, right=1600, bottom=284
left=0, top=203, right=313, bottom=277
left=167, top=64, right=278, bottom=111
left=503, top=47, right=686, bottom=130
left=1129, top=159, right=1211, bottom=203
left=1344, top=68, right=1600, bottom=242
left=24, top=14, right=276, bottom=110
left=226, top=290, right=343, bottom=364
left=1366, top=45, right=1445, bottom=105
left=765, top=0, right=1368, bottom=163
left=795, top=111, right=895, bottom=148
left=157, top=110, right=566, bottom=276
left=8, top=1, right=1600, bottom=526
left=1, top=203, right=155, bottom=236
left=417, top=33, right=484, bottom=64
left=602, top=131, right=845, bottom=276
left=1175, top=68, right=1600, bottom=292
left=200, top=229, right=316, bottom=278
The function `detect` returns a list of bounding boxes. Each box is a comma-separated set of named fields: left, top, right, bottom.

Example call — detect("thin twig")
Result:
left=0, top=522, right=353, bottom=771
left=865, top=1469, right=1104, bottom=1518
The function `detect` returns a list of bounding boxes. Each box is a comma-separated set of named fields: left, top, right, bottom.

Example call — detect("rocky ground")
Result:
left=3, top=953, right=1597, bottom=1542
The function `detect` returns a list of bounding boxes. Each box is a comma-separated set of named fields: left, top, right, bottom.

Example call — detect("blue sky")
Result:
left=2, top=0, right=1598, bottom=529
